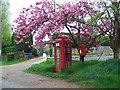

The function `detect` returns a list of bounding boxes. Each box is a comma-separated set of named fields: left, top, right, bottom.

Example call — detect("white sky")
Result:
left=9, top=0, right=44, bottom=24
left=9, top=0, right=69, bottom=24
left=9, top=0, right=95, bottom=24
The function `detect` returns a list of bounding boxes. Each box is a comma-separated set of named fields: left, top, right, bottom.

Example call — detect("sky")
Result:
left=9, top=0, right=95, bottom=24
left=9, top=0, right=70, bottom=24
left=9, top=0, right=43, bottom=24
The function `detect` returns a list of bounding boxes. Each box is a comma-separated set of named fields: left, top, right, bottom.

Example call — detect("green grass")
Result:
left=0, top=59, right=26, bottom=66
left=0, top=56, right=38, bottom=66
left=24, top=59, right=120, bottom=88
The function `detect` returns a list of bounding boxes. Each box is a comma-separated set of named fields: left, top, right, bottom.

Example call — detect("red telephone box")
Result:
left=53, top=35, right=72, bottom=72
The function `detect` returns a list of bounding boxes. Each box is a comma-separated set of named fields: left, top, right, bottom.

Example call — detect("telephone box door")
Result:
left=65, top=43, right=72, bottom=67
left=55, top=42, right=61, bottom=72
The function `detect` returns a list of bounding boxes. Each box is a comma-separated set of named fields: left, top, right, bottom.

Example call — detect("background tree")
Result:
left=1, top=0, right=12, bottom=48
left=12, top=33, right=33, bottom=52
left=12, top=1, right=120, bottom=59
left=88, top=2, right=120, bottom=59
left=12, top=33, right=38, bottom=56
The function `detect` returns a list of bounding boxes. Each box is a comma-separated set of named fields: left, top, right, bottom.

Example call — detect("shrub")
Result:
left=31, top=48, right=38, bottom=56
left=7, top=52, right=15, bottom=61
left=6, top=51, right=27, bottom=61
left=2, top=46, right=16, bottom=55
left=14, top=51, right=27, bottom=60
left=49, top=48, right=53, bottom=57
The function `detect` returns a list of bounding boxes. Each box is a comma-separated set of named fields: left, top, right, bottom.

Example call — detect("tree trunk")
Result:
left=113, top=31, right=120, bottom=59
left=112, top=32, right=120, bottom=59
left=113, top=48, right=119, bottom=59
left=113, top=28, right=120, bottom=60
left=77, top=48, right=81, bottom=61
left=112, top=2, right=120, bottom=59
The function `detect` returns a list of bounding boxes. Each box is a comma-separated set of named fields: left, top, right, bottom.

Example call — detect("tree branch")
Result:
left=83, top=6, right=112, bottom=36
left=65, top=23, right=78, bottom=47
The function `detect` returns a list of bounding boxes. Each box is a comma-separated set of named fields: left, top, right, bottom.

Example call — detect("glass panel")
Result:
left=65, top=43, right=70, bottom=61
left=56, top=43, right=60, bottom=68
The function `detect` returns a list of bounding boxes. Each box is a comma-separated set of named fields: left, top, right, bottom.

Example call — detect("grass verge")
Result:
left=0, top=56, right=39, bottom=66
left=0, top=59, right=24, bottom=66
left=24, top=59, right=120, bottom=88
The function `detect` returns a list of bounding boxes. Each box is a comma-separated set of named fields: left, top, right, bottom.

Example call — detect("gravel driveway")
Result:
left=0, top=57, right=80, bottom=88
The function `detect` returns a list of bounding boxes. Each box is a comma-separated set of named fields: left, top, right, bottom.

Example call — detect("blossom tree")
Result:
left=13, top=1, right=97, bottom=48
left=12, top=0, right=120, bottom=59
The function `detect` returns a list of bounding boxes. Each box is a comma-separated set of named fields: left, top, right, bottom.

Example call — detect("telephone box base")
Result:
left=55, top=68, right=61, bottom=72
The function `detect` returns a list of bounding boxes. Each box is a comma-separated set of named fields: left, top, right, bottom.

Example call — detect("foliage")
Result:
left=7, top=52, right=14, bottom=61
left=1, top=0, right=12, bottom=48
left=6, top=51, right=27, bottom=61
left=94, top=2, right=120, bottom=59
left=34, top=47, right=44, bottom=56
left=15, top=42, right=31, bottom=52
left=12, top=34, right=33, bottom=52
left=2, top=46, right=17, bottom=55
left=25, top=59, right=119, bottom=88
left=52, top=33, right=59, bottom=40
left=30, top=47, right=38, bottom=56
left=101, top=40, right=110, bottom=46
left=52, top=33, right=71, bottom=40
left=49, top=48, right=53, bottom=57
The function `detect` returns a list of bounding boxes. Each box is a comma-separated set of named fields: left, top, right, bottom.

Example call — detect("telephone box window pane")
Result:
left=56, top=43, right=60, bottom=68
left=65, top=44, right=70, bottom=61
left=56, top=43, right=60, bottom=47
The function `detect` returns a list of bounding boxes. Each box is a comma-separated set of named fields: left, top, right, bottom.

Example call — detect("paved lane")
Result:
left=1, top=57, right=80, bottom=88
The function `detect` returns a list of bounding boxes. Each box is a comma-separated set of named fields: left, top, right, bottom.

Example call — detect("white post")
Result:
left=43, top=53, right=47, bottom=61
left=93, top=47, right=96, bottom=53
left=80, top=50, right=82, bottom=54
left=0, top=50, right=1, bottom=56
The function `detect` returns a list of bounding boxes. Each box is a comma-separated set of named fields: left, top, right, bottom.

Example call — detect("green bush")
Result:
left=13, top=34, right=33, bottom=53
left=6, top=51, right=27, bottom=61
left=49, top=48, right=53, bottom=57
left=2, top=46, right=16, bottom=55
left=14, top=51, right=27, bottom=60
left=7, top=53, right=14, bottom=61
left=31, top=48, right=38, bottom=57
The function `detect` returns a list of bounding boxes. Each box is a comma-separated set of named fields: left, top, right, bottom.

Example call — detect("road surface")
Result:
left=72, top=54, right=120, bottom=61
left=0, top=57, right=80, bottom=89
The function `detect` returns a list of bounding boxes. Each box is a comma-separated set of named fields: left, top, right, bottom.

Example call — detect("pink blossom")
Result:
left=25, top=41, right=29, bottom=44
left=12, top=0, right=108, bottom=49
left=16, top=39, right=23, bottom=44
